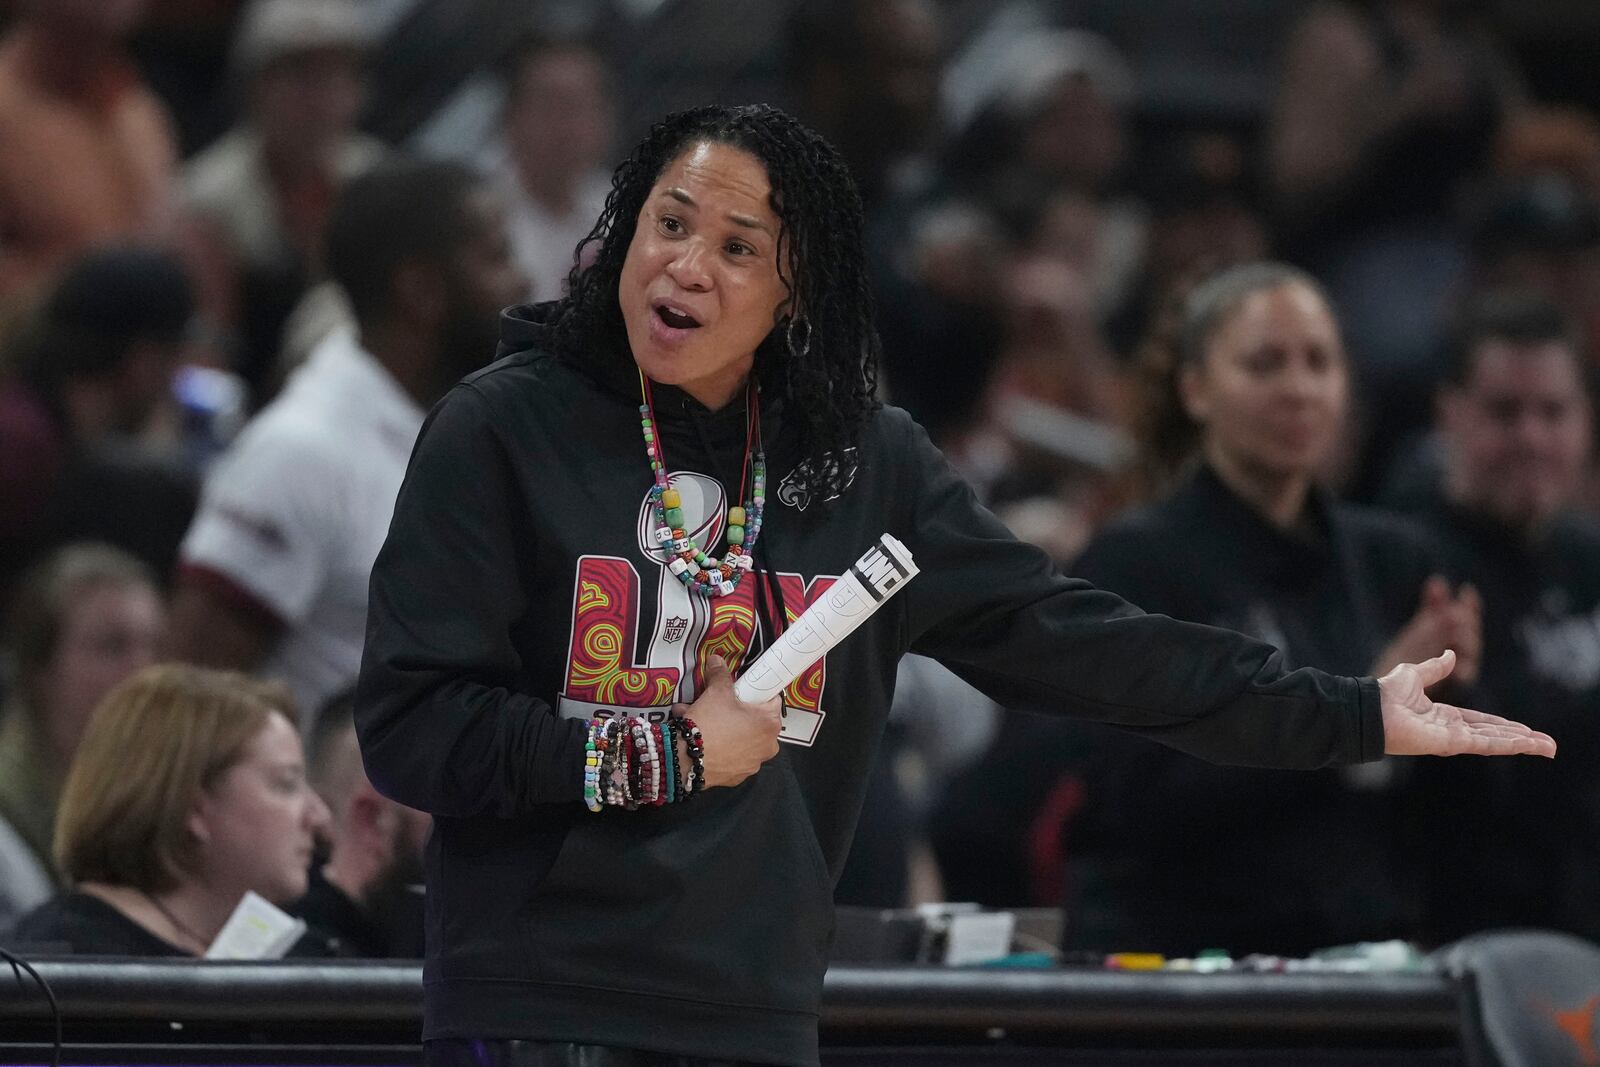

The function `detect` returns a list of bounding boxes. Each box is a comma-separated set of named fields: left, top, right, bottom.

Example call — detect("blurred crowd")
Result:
left=1, top=0, right=1599, bottom=961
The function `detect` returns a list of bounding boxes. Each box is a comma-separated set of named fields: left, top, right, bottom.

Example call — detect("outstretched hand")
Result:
left=1380, top=650, right=1557, bottom=758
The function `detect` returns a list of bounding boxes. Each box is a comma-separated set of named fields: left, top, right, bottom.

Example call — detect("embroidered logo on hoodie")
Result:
left=552, top=468, right=838, bottom=745
left=777, top=449, right=859, bottom=511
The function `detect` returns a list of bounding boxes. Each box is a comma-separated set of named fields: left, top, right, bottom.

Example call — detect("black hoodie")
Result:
left=355, top=303, right=1385, bottom=1064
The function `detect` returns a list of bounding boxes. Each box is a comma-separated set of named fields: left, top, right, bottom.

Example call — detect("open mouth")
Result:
left=654, top=302, right=702, bottom=330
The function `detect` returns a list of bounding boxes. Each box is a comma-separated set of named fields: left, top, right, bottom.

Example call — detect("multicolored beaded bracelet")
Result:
left=584, top=713, right=709, bottom=809
left=632, top=717, right=654, bottom=808
left=661, top=718, right=677, bottom=804
left=619, top=718, right=637, bottom=810
left=648, top=718, right=665, bottom=806
left=583, top=723, right=602, bottom=813
left=639, top=718, right=656, bottom=807
left=678, top=716, right=705, bottom=795
left=670, top=718, right=687, bottom=802
left=650, top=720, right=669, bottom=806
left=610, top=716, right=636, bottom=809
left=605, top=718, right=626, bottom=808
left=641, top=719, right=658, bottom=807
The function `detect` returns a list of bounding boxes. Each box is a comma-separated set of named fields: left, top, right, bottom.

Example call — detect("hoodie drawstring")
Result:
left=683, top=397, right=789, bottom=656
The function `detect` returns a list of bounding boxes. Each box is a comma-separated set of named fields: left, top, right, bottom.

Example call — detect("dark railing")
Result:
left=0, top=960, right=1466, bottom=1066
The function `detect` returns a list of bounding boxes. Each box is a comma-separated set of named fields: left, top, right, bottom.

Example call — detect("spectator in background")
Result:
left=1268, top=0, right=1525, bottom=493
left=936, top=263, right=1478, bottom=951
left=491, top=34, right=615, bottom=303
left=944, top=29, right=1144, bottom=321
left=994, top=32, right=1129, bottom=202
left=1468, top=174, right=1600, bottom=365
left=795, top=0, right=958, bottom=443
left=184, top=0, right=386, bottom=403
left=1483, top=106, right=1600, bottom=358
left=0, top=0, right=180, bottom=302
left=5, top=664, right=328, bottom=954
left=130, top=0, right=251, bottom=157
left=293, top=690, right=427, bottom=957
left=787, top=0, right=944, bottom=210
left=1494, top=105, right=1600, bottom=204
left=0, top=544, right=164, bottom=929
left=0, top=245, right=198, bottom=600
left=1107, top=129, right=1271, bottom=358
left=1398, top=292, right=1600, bottom=945
left=869, top=198, right=1005, bottom=445
left=983, top=188, right=1123, bottom=419
left=949, top=186, right=1130, bottom=548
left=167, top=161, right=525, bottom=728
left=1269, top=0, right=1521, bottom=250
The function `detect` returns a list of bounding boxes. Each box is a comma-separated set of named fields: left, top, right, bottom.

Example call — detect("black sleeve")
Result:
left=355, top=383, right=587, bottom=818
left=894, top=418, right=1385, bottom=769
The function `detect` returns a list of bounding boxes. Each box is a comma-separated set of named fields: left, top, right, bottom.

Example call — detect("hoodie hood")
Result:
left=497, top=300, right=634, bottom=402
left=496, top=300, right=563, bottom=361
left=496, top=299, right=785, bottom=438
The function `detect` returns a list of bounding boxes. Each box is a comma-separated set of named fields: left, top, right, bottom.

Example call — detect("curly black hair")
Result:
left=554, top=103, right=881, bottom=507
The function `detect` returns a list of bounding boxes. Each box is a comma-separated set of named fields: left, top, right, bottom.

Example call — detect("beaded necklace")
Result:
left=638, top=369, right=765, bottom=597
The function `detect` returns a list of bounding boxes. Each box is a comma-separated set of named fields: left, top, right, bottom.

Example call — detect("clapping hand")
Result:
left=1372, top=575, right=1482, bottom=686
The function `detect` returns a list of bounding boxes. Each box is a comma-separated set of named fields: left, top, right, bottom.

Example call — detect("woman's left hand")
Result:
left=1380, top=650, right=1557, bottom=757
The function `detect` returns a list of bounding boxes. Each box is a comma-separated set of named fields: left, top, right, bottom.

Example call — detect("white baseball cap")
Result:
left=232, top=0, right=373, bottom=77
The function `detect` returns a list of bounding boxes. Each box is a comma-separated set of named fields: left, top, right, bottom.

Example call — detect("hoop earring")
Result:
left=786, top=315, right=812, bottom=361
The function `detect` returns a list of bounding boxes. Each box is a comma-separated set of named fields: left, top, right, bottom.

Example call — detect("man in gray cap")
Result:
left=184, top=0, right=388, bottom=401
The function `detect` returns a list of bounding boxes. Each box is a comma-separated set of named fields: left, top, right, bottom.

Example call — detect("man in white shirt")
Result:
left=168, top=161, right=527, bottom=726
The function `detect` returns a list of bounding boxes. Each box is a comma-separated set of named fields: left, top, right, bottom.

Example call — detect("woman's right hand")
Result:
left=675, top=655, right=782, bottom=789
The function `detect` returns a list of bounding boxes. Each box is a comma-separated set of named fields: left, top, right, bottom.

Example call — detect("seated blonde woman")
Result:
left=6, top=664, right=329, bottom=955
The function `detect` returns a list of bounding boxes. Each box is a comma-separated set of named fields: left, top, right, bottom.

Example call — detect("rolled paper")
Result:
left=734, top=532, right=918, bottom=704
